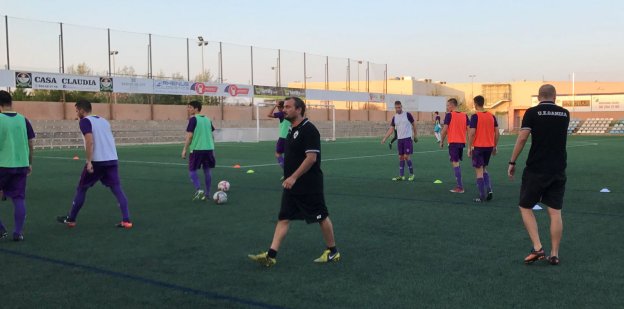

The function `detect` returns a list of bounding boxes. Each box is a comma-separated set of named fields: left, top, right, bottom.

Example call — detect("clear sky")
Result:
left=2, top=0, right=623, bottom=84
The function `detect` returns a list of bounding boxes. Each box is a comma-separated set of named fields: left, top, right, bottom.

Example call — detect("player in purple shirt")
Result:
left=57, top=100, right=132, bottom=229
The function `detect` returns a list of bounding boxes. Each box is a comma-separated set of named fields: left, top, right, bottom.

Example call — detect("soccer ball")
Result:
left=217, top=180, right=230, bottom=192
left=213, top=191, right=228, bottom=205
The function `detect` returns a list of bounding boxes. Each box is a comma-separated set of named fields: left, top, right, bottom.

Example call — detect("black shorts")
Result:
left=279, top=191, right=329, bottom=224
left=519, top=169, right=566, bottom=210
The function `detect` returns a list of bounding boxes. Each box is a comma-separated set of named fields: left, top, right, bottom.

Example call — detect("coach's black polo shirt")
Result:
left=284, top=118, right=323, bottom=194
left=521, top=101, right=570, bottom=174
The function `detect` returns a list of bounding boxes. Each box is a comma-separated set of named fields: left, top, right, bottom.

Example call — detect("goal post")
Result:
left=306, top=103, right=336, bottom=142
left=254, top=102, right=336, bottom=142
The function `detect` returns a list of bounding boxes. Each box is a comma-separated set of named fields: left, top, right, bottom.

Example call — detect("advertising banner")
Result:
left=305, top=89, right=370, bottom=101
left=110, top=77, right=154, bottom=94
left=592, top=94, right=624, bottom=111
left=556, top=95, right=592, bottom=112
left=254, top=85, right=304, bottom=98
left=15, top=71, right=100, bottom=92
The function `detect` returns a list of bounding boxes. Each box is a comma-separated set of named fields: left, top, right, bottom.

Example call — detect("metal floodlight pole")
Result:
left=59, top=22, right=65, bottom=73
left=250, top=45, right=254, bottom=86
left=384, top=64, right=388, bottom=94
left=347, top=58, right=351, bottom=91
left=277, top=49, right=281, bottom=88
left=148, top=34, right=152, bottom=78
left=303, top=52, right=307, bottom=90
left=325, top=56, right=329, bottom=90
left=186, top=38, right=190, bottom=81
left=197, top=37, right=208, bottom=81
left=219, top=41, right=223, bottom=83
left=366, top=61, right=370, bottom=93
left=109, top=50, right=118, bottom=105
left=5, top=16, right=10, bottom=70
left=107, top=28, right=111, bottom=76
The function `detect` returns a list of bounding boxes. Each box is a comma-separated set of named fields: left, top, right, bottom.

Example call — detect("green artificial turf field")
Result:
left=1, top=135, right=623, bottom=308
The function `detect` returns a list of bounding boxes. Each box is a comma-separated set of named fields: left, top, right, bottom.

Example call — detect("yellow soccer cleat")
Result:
left=408, top=175, right=415, bottom=181
left=248, top=252, right=276, bottom=267
left=314, top=249, right=341, bottom=263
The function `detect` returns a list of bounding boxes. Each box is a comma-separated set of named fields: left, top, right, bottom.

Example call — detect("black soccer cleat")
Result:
left=0, top=228, right=7, bottom=239
left=486, top=191, right=493, bottom=201
left=13, top=233, right=24, bottom=242
left=57, top=215, right=77, bottom=228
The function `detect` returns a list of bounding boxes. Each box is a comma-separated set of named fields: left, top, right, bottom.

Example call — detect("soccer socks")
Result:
left=268, top=248, right=278, bottom=258
left=69, top=187, right=88, bottom=221
left=203, top=167, right=212, bottom=195
left=328, top=246, right=338, bottom=255
left=407, top=160, right=414, bottom=175
left=277, top=156, right=284, bottom=168
left=476, top=178, right=486, bottom=200
left=399, top=160, right=405, bottom=176
left=453, top=166, right=463, bottom=189
left=483, top=171, right=492, bottom=192
left=110, top=185, right=130, bottom=222
left=189, top=170, right=201, bottom=190
left=12, top=198, right=26, bottom=236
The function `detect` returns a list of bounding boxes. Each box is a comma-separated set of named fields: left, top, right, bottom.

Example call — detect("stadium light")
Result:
left=197, top=36, right=209, bottom=81
left=109, top=50, right=119, bottom=76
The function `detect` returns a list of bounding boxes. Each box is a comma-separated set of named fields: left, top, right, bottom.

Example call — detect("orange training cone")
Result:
left=233, top=164, right=241, bottom=168
left=73, top=155, right=80, bottom=160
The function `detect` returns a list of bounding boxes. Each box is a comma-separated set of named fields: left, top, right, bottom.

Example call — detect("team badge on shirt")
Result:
left=293, top=131, right=299, bottom=139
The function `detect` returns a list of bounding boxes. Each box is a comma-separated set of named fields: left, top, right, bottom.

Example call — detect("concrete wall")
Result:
left=18, top=99, right=622, bottom=133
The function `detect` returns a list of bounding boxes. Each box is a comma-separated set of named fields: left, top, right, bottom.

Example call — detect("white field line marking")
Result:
left=33, top=141, right=599, bottom=169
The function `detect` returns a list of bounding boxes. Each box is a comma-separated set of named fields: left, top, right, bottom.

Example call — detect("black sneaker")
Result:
left=486, top=191, right=493, bottom=201
left=57, top=215, right=77, bottom=228
left=547, top=256, right=560, bottom=265
left=0, top=228, right=7, bottom=239
left=13, top=233, right=24, bottom=241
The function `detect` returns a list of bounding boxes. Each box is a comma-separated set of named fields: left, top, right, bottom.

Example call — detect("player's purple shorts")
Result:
left=448, top=143, right=464, bottom=162
left=397, top=138, right=413, bottom=155
left=275, top=137, right=286, bottom=154
left=78, top=162, right=121, bottom=188
left=0, top=167, right=28, bottom=199
left=471, top=147, right=494, bottom=168
left=189, top=150, right=216, bottom=171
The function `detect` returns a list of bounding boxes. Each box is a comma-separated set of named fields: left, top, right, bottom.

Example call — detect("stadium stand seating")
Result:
left=609, top=119, right=624, bottom=134
left=568, top=119, right=581, bottom=134
left=576, top=118, right=613, bottom=134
